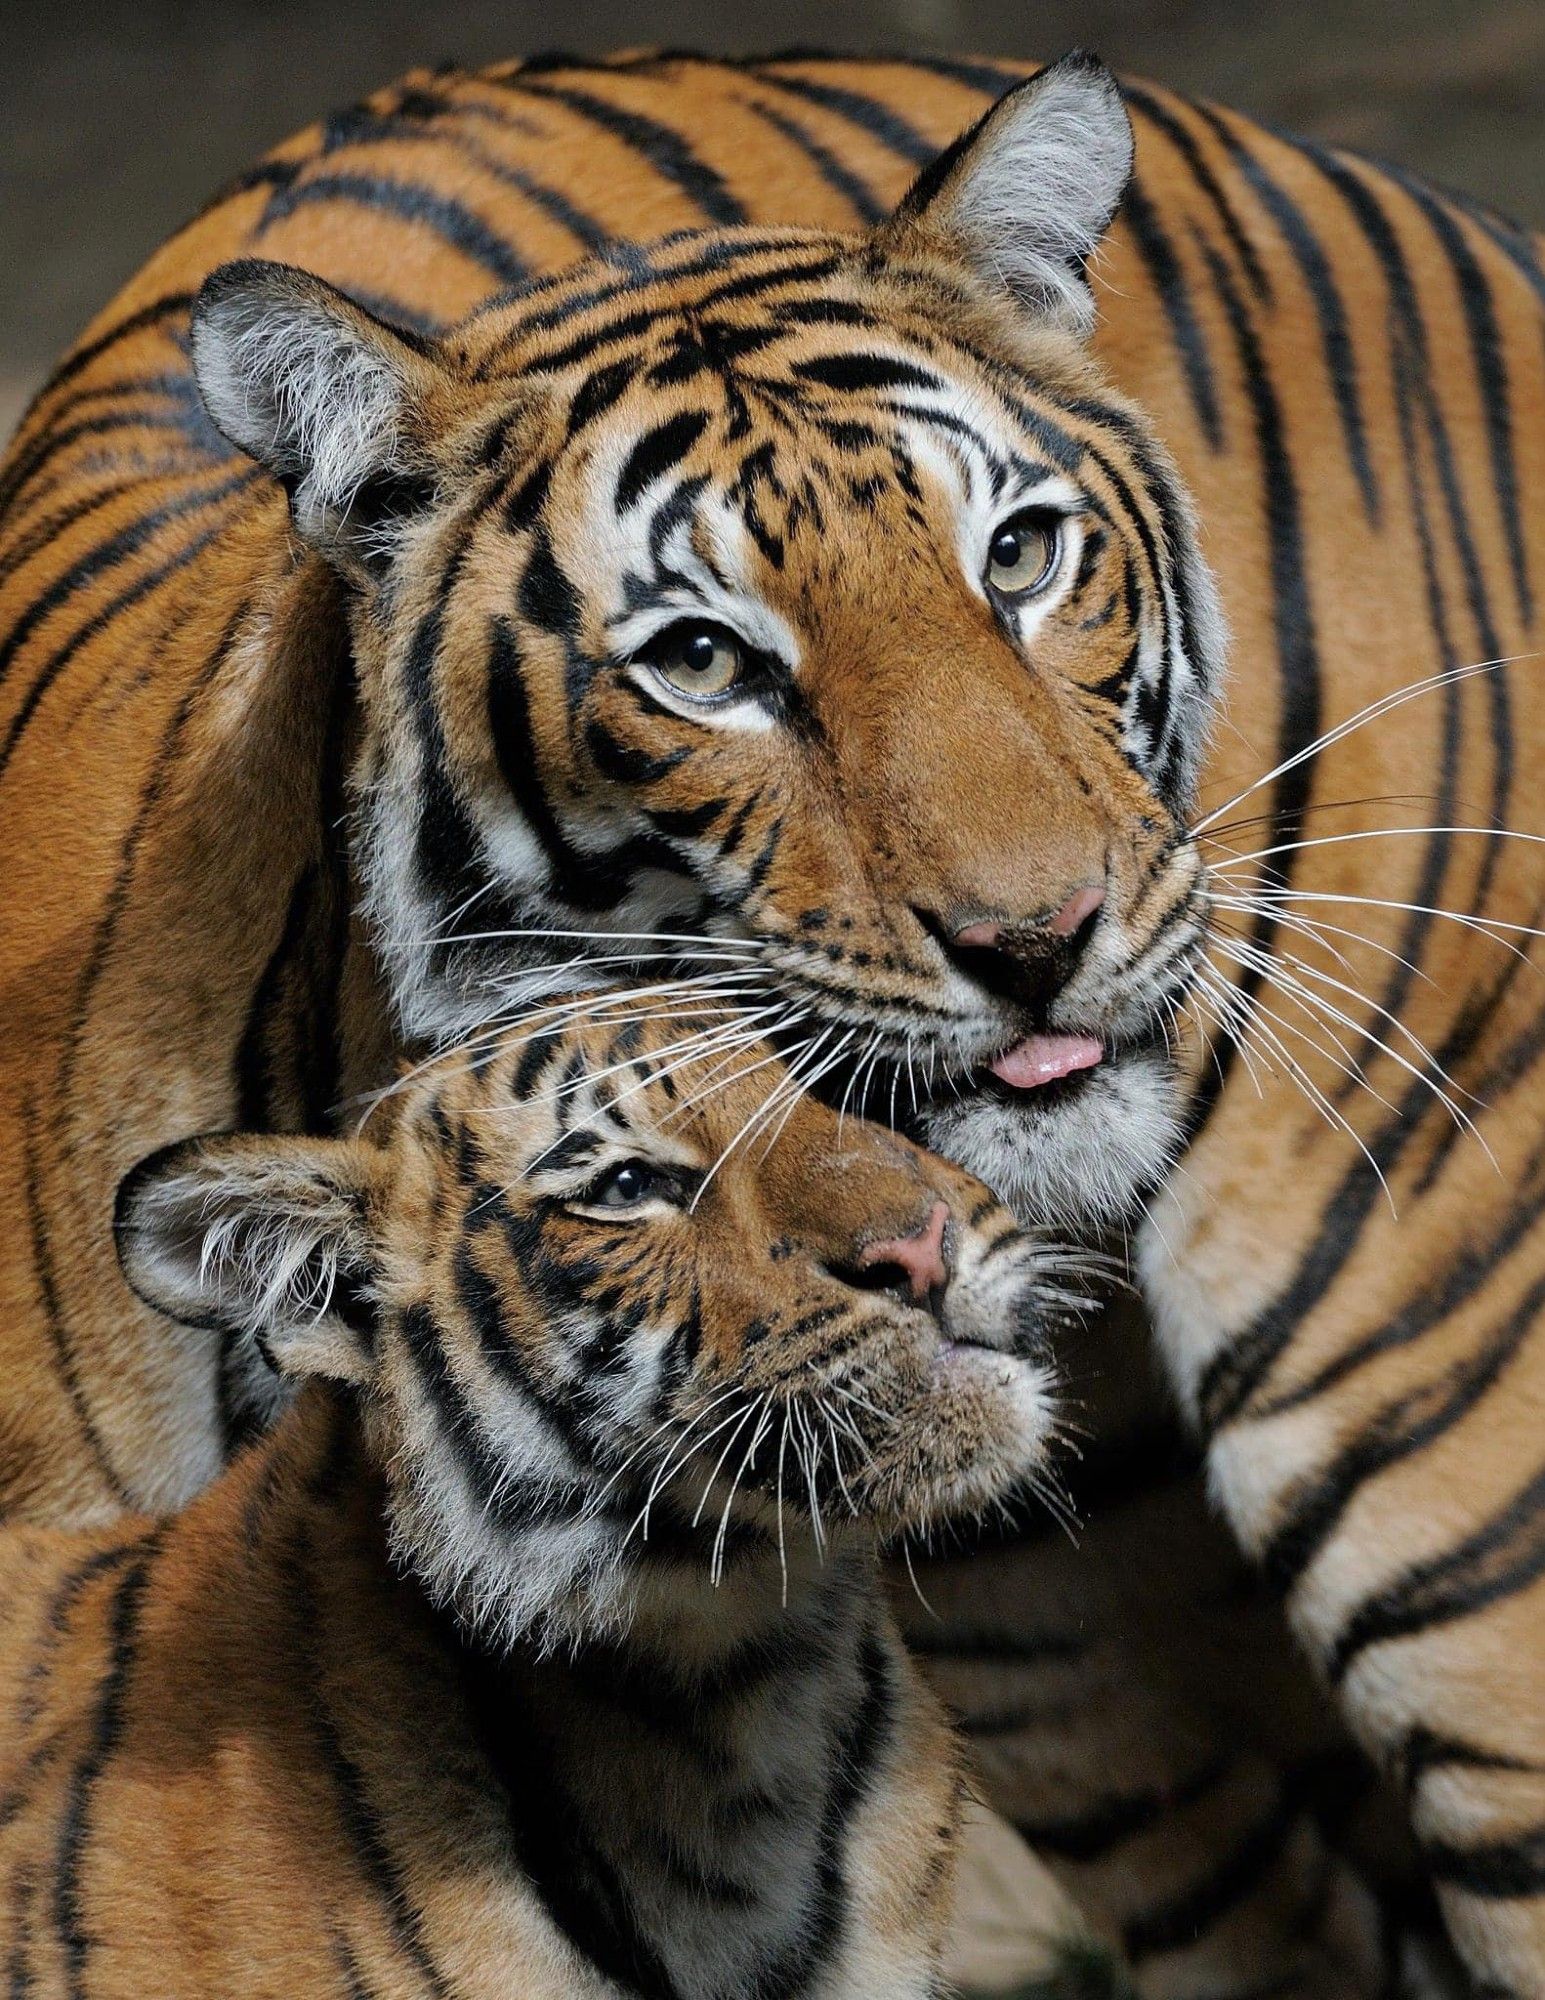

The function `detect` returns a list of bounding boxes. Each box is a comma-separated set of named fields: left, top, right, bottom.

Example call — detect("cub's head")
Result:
left=117, top=1008, right=1067, bottom=1645
left=191, top=55, right=1223, bottom=1232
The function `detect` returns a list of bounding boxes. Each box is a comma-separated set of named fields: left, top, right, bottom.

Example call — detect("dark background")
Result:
left=4, top=0, right=1543, bottom=439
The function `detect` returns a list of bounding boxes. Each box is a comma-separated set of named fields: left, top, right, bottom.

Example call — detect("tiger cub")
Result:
left=0, top=1008, right=1093, bottom=2000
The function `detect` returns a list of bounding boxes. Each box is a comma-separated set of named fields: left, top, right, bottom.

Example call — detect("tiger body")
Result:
left=2, top=47, right=1544, bottom=1995
left=0, top=1012, right=1081, bottom=2000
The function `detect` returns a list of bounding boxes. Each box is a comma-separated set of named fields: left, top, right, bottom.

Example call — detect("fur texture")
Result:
left=2, top=47, right=1544, bottom=1995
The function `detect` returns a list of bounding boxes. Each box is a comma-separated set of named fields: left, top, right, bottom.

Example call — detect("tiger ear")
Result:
left=874, top=52, right=1133, bottom=337
left=191, top=259, right=447, bottom=574
left=115, top=1133, right=386, bottom=1387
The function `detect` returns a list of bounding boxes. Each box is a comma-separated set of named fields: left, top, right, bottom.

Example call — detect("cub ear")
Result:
left=191, top=258, right=445, bottom=571
left=115, top=1133, right=384, bottom=1387
left=875, top=52, right=1133, bottom=337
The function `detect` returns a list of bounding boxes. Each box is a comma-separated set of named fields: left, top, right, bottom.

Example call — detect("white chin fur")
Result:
left=921, top=1049, right=1180, bottom=1231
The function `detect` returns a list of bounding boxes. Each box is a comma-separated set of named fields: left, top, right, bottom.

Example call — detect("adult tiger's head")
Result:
left=116, top=1008, right=1059, bottom=1648
left=192, top=54, right=1224, bottom=1230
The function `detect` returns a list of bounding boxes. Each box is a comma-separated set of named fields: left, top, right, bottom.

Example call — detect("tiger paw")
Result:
left=945, top=1799, right=1136, bottom=1999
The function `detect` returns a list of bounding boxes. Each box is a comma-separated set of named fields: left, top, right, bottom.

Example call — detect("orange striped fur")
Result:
left=1, top=47, right=1542, bottom=1996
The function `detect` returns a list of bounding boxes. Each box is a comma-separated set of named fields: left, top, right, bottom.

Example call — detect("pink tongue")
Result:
left=989, top=1033, right=1104, bottom=1090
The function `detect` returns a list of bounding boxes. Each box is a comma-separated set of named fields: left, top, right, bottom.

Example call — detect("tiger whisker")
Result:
left=1216, top=885, right=1543, bottom=957
left=1190, top=653, right=1538, bottom=836
left=1208, top=894, right=1436, bottom=984
left=1211, top=823, right=1545, bottom=871
left=629, top=1390, right=762, bottom=1551
left=691, top=1026, right=839, bottom=1205
left=691, top=1398, right=764, bottom=1530
left=1192, top=963, right=1396, bottom=1211
left=1203, top=949, right=1404, bottom=1118
left=713, top=1395, right=775, bottom=1587
left=664, top=1009, right=818, bottom=1122
left=1212, top=929, right=1486, bottom=1123
left=1197, top=792, right=1443, bottom=842
left=756, top=1025, right=861, bottom=1161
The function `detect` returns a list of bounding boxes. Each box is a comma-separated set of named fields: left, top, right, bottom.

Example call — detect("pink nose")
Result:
left=858, top=1200, right=950, bottom=1303
left=953, top=885, right=1105, bottom=953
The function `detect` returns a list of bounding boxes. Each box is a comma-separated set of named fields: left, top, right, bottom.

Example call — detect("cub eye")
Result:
left=986, top=512, right=1062, bottom=598
left=572, top=1160, right=671, bottom=1216
left=640, top=622, right=745, bottom=702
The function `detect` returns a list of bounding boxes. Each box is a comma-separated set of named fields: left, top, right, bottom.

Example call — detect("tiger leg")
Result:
left=1146, top=1096, right=1545, bottom=1994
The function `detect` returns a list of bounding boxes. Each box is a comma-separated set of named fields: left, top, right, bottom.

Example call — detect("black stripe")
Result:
left=1379, top=164, right=1530, bottom=627
left=1302, top=145, right=1504, bottom=744
left=512, top=1033, right=561, bottom=1103
left=585, top=720, right=689, bottom=787
left=452, top=1624, right=686, bottom=1998
left=1302, top=148, right=1509, bottom=1055
left=0, top=470, right=258, bottom=779
left=0, top=467, right=246, bottom=689
left=1414, top=959, right=1545, bottom=1196
left=19, top=1096, right=133, bottom=1508
left=456, top=1210, right=607, bottom=1464
left=1200, top=968, right=1533, bottom=1432
left=294, top=1516, right=455, bottom=1999
left=616, top=411, right=710, bottom=511
left=1261, top=1116, right=1545, bottom=1420
left=1178, top=240, right=1321, bottom=1143
left=1402, top=1725, right=1540, bottom=1795
left=0, top=387, right=200, bottom=523
left=1328, top=1461, right=1545, bottom=1683
left=54, top=1536, right=164, bottom=2000
left=875, top=52, right=1026, bottom=98
left=7, top=294, right=193, bottom=442
left=400, top=541, right=498, bottom=927
left=317, top=96, right=612, bottom=257
left=1196, top=107, right=1382, bottom=518
left=1324, top=324, right=1460, bottom=1090
left=1122, top=1797, right=1297, bottom=1962
left=487, top=617, right=622, bottom=910
left=399, top=1299, right=589, bottom=1536
left=752, top=1624, right=894, bottom=1995
left=55, top=590, right=254, bottom=1176
left=737, top=97, right=887, bottom=225
left=7, top=1864, right=34, bottom=1999
left=1261, top=1267, right=1545, bottom=1593
left=503, top=77, right=747, bottom=224
left=1126, top=85, right=1273, bottom=303
left=1016, top=1756, right=1229, bottom=1863
left=258, top=170, right=529, bottom=287
left=1424, top=1825, right=1545, bottom=1898
left=1119, top=182, right=1221, bottom=447
left=0, top=481, right=150, bottom=596
left=747, top=65, right=936, bottom=166
left=567, top=359, right=639, bottom=436
left=793, top=352, right=940, bottom=395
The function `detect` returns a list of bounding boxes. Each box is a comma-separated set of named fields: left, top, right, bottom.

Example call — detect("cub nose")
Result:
left=855, top=1200, right=950, bottom=1307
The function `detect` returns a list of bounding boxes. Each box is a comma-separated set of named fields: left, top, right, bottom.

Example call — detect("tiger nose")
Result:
left=940, top=884, right=1105, bottom=1011
left=857, top=1200, right=950, bottom=1305
left=952, top=884, right=1106, bottom=953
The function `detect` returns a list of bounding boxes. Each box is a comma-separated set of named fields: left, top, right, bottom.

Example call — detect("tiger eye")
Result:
left=986, top=513, right=1061, bottom=598
left=647, top=624, right=744, bottom=700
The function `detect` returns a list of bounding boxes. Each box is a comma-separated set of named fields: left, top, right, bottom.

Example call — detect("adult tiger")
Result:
left=0, top=45, right=1542, bottom=1997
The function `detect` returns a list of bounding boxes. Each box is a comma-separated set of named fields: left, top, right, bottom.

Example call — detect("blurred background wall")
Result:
left=4, top=0, right=1543, bottom=439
